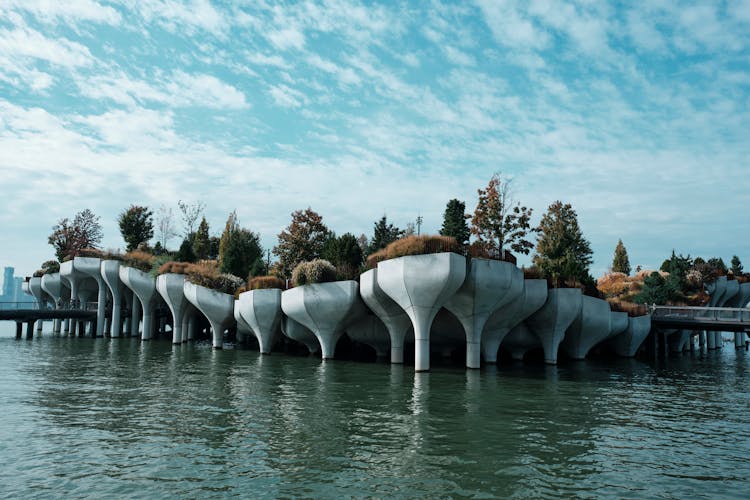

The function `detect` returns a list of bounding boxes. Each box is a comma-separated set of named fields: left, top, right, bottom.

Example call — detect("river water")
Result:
left=1, top=329, right=748, bottom=498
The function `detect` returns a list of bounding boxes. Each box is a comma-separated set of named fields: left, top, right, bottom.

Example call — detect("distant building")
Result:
left=0, top=266, right=33, bottom=308
left=2, top=267, right=13, bottom=297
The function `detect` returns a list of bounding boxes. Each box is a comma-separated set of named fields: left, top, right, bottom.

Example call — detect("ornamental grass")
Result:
left=607, top=298, right=649, bottom=317
left=365, top=235, right=461, bottom=269
left=247, top=276, right=285, bottom=290
left=123, top=250, right=156, bottom=273
left=292, top=259, right=337, bottom=287
left=156, top=260, right=244, bottom=295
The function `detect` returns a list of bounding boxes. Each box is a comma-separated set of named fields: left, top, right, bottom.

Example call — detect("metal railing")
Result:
left=0, top=301, right=98, bottom=311
left=651, top=305, right=750, bottom=324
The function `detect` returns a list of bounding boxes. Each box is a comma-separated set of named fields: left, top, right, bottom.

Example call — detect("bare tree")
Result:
left=156, top=204, right=178, bottom=249
left=177, top=200, right=205, bottom=237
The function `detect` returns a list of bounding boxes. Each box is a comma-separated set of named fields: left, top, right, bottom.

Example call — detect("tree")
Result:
left=368, top=215, right=403, bottom=254
left=218, top=211, right=263, bottom=278
left=193, top=217, right=210, bottom=260
left=635, top=272, right=669, bottom=305
left=612, top=239, right=631, bottom=275
left=48, top=208, right=103, bottom=261
left=175, top=237, right=196, bottom=263
left=118, top=205, right=153, bottom=251
left=177, top=200, right=205, bottom=238
left=273, top=208, right=330, bottom=278
left=322, top=232, right=363, bottom=279
left=533, top=201, right=593, bottom=287
left=156, top=204, right=177, bottom=249
left=731, top=255, right=743, bottom=275
left=440, top=199, right=470, bottom=245
left=470, top=173, right=534, bottom=258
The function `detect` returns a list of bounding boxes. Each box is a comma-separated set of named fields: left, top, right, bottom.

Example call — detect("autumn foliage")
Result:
left=365, top=235, right=461, bottom=269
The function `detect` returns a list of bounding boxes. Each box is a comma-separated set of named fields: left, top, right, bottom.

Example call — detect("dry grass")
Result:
left=365, top=235, right=461, bottom=269
left=607, top=298, right=649, bottom=317
left=123, top=250, right=156, bottom=273
left=292, top=259, right=337, bottom=286
left=248, top=276, right=285, bottom=290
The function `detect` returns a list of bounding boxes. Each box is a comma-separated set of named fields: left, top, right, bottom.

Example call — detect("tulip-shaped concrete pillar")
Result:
left=526, top=288, right=583, bottom=365
left=156, top=273, right=189, bottom=344
left=281, top=315, right=319, bottom=354
left=238, top=288, right=282, bottom=354
left=120, top=267, right=158, bottom=341
left=482, top=279, right=547, bottom=364
left=28, top=277, right=47, bottom=332
left=100, top=260, right=124, bottom=337
left=74, top=257, right=107, bottom=337
left=360, top=269, right=412, bottom=363
left=444, top=258, right=524, bottom=368
left=502, top=322, right=541, bottom=361
left=377, top=253, right=466, bottom=371
left=282, top=281, right=365, bottom=359
left=234, top=300, right=253, bottom=345
left=41, top=273, right=69, bottom=334
left=346, top=314, right=391, bottom=358
left=183, top=281, right=235, bottom=349
left=560, top=296, right=611, bottom=360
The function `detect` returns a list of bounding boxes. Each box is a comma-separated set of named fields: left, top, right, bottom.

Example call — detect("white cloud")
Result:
left=267, top=27, right=306, bottom=51
left=166, top=71, right=248, bottom=109
left=444, top=46, right=476, bottom=66
left=306, top=54, right=362, bottom=86
left=0, top=25, right=94, bottom=68
left=268, top=84, right=307, bottom=108
left=475, top=0, right=549, bottom=50
left=4, top=0, right=122, bottom=26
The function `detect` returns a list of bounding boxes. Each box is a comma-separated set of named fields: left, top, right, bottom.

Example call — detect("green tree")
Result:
left=533, top=201, right=593, bottom=287
left=470, top=173, right=534, bottom=258
left=440, top=199, right=470, bottom=245
left=368, top=215, right=403, bottom=254
left=48, top=208, right=103, bottom=261
left=208, top=236, right=220, bottom=260
left=218, top=211, right=263, bottom=278
left=612, top=239, right=631, bottom=275
left=322, top=232, right=363, bottom=279
left=731, top=255, right=743, bottom=275
left=175, top=237, right=196, bottom=263
left=118, top=205, right=154, bottom=252
left=193, top=217, right=210, bottom=260
left=635, top=272, right=669, bottom=305
left=273, top=208, right=330, bottom=278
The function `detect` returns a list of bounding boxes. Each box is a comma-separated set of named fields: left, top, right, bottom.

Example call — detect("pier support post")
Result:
left=15, top=322, right=22, bottom=339
left=26, top=320, right=35, bottom=339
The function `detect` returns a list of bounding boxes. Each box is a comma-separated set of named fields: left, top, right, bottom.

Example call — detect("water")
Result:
left=1, top=330, right=749, bottom=498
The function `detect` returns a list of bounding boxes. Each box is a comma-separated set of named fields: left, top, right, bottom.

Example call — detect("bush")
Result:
left=607, top=298, right=649, bottom=317
left=248, top=276, right=285, bottom=290
left=365, top=235, right=461, bottom=269
left=123, top=250, right=156, bottom=273
left=292, top=259, right=337, bottom=286
left=597, top=272, right=631, bottom=297
left=187, top=270, right=244, bottom=296
left=157, top=261, right=192, bottom=275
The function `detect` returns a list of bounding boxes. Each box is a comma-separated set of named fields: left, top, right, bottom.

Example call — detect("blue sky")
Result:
left=1, top=0, right=749, bottom=279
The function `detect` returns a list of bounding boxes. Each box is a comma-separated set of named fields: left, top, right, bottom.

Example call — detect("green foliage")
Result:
left=322, top=232, right=363, bottom=280
left=731, top=255, right=743, bottom=275
left=291, top=259, right=338, bottom=286
left=612, top=239, right=631, bottom=275
left=176, top=237, right=197, bottom=263
left=707, top=257, right=727, bottom=274
left=368, top=216, right=403, bottom=254
left=659, top=250, right=693, bottom=292
left=48, top=208, right=103, bottom=261
left=635, top=272, right=670, bottom=305
left=440, top=199, right=470, bottom=245
left=218, top=211, right=264, bottom=278
left=118, top=205, right=153, bottom=252
left=208, top=236, right=220, bottom=260
left=470, top=173, right=534, bottom=257
left=532, top=201, right=593, bottom=287
left=273, top=207, right=330, bottom=278
left=41, top=260, right=60, bottom=274
left=193, top=217, right=210, bottom=260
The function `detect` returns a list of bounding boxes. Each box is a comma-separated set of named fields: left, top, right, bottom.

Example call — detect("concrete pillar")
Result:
left=131, top=298, right=141, bottom=339
left=526, top=288, right=583, bottom=364
left=734, top=332, right=744, bottom=348
left=26, top=320, right=35, bottom=339
left=707, top=331, right=716, bottom=349
left=238, top=289, right=283, bottom=355
left=699, top=331, right=706, bottom=347
left=184, top=281, right=236, bottom=349
left=15, top=321, right=22, bottom=339
left=376, top=253, right=466, bottom=371
left=157, top=273, right=189, bottom=344
left=714, top=331, right=723, bottom=349
left=359, top=269, right=412, bottom=364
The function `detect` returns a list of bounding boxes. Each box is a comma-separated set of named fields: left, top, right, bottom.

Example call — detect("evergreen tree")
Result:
left=176, top=237, right=196, bottom=263
left=218, top=211, right=263, bottom=277
left=470, top=173, right=534, bottom=258
left=208, top=236, right=220, bottom=260
left=273, top=207, right=330, bottom=278
left=440, top=199, right=470, bottom=245
left=368, top=215, right=403, bottom=254
left=322, top=232, right=363, bottom=279
left=731, top=255, right=743, bottom=275
left=533, top=201, right=593, bottom=287
left=118, top=205, right=154, bottom=252
left=193, top=217, right=210, bottom=260
left=612, top=239, right=631, bottom=275
left=635, top=272, right=669, bottom=305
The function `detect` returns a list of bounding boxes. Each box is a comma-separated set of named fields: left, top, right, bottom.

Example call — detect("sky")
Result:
left=1, top=0, right=749, bottom=280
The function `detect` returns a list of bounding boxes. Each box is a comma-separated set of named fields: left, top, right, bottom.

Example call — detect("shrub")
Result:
left=77, top=248, right=104, bottom=258
left=248, top=276, right=285, bottom=290
left=123, top=250, right=156, bottom=273
left=187, top=270, right=245, bottom=296
left=597, top=272, right=631, bottom=297
left=607, top=298, right=649, bottom=317
left=32, top=270, right=44, bottom=278
left=292, top=259, right=337, bottom=286
left=157, top=261, right=191, bottom=275
left=365, top=235, right=461, bottom=269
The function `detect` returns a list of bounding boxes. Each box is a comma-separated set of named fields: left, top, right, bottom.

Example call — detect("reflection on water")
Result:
left=0, top=333, right=749, bottom=498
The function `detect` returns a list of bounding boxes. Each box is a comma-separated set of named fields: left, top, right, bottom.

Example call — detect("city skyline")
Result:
left=1, top=1, right=749, bottom=277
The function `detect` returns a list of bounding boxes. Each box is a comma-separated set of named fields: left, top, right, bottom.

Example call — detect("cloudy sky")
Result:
left=1, top=0, right=749, bottom=279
